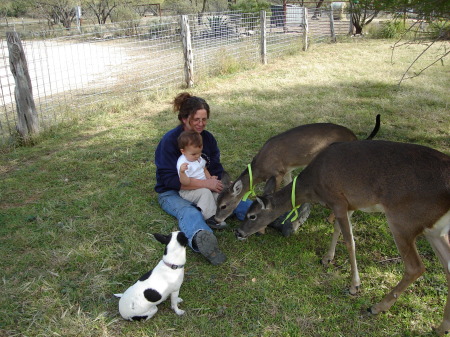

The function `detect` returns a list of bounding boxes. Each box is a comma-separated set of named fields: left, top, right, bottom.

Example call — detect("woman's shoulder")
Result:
left=159, top=125, right=184, bottom=146
left=201, top=129, right=217, bottom=142
left=163, top=125, right=183, bottom=139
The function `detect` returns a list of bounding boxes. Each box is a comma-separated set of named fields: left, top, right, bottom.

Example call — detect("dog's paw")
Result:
left=175, top=309, right=185, bottom=316
left=177, top=297, right=183, bottom=303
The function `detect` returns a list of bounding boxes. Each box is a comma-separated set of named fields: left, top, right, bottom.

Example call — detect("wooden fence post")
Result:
left=181, top=15, right=194, bottom=88
left=260, top=10, right=267, bottom=65
left=329, top=8, right=336, bottom=43
left=6, top=31, right=39, bottom=140
left=302, top=8, right=309, bottom=51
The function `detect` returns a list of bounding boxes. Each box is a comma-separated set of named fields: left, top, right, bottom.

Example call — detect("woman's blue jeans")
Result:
left=158, top=190, right=252, bottom=251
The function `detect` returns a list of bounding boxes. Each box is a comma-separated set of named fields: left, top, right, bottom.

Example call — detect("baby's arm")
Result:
left=179, top=163, right=191, bottom=186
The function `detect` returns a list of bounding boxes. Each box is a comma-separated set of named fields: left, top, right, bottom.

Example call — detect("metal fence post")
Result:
left=6, top=31, right=39, bottom=140
left=181, top=15, right=194, bottom=88
left=260, top=10, right=267, bottom=65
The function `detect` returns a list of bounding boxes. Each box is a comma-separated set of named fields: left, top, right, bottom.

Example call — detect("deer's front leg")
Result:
left=322, top=220, right=341, bottom=266
left=336, top=210, right=360, bottom=295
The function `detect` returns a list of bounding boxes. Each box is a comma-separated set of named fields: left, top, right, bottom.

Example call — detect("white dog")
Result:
left=114, top=231, right=188, bottom=321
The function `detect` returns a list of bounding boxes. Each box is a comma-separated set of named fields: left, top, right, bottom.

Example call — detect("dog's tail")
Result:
left=114, top=293, right=123, bottom=298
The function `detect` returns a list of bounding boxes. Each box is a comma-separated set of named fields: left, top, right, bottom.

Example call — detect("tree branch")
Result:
left=399, top=48, right=449, bottom=84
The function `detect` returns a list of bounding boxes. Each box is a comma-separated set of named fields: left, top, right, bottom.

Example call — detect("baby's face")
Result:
left=181, top=144, right=203, bottom=162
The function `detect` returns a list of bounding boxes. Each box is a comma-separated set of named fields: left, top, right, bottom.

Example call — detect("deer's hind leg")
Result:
left=369, top=218, right=425, bottom=315
left=423, top=210, right=450, bottom=336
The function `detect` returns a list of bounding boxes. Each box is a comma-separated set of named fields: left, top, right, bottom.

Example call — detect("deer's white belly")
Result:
left=429, top=209, right=450, bottom=237
left=359, top=204, right=385, bottom=213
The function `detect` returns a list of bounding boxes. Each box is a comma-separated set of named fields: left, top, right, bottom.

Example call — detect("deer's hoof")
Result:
left=321, top=256, right=333, bottom=266
left=367, top=304, right=383, bottom=315
left=348, top=285, right=360, bottom=296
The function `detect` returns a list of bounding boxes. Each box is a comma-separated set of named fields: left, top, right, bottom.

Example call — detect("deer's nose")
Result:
left=235, top=228, right=248, bottom=241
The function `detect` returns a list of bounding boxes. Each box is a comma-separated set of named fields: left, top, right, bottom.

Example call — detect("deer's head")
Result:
left=215, top=171, right=244, bottom=222
left=235, top=195, right=282, bottom=239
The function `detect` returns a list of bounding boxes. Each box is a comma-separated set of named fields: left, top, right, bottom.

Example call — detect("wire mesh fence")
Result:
left=0, top=9, right=349, bottom=144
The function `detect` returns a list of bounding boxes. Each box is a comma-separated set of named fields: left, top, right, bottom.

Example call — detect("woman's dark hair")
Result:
left=178, top=130, right=203, bottom=150
left=173, top=92, right=210, bottom=123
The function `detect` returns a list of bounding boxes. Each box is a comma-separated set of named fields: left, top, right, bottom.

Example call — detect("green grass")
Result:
left=1, top=39, right=449, bottom=337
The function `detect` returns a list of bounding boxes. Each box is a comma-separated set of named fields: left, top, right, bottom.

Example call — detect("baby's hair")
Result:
left=178, top=130, right=203, bottom=150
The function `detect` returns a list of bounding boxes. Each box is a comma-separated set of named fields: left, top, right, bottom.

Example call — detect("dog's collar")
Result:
left=164, top=261, right=185, bottom=270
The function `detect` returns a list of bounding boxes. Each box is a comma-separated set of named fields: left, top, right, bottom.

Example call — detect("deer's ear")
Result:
left=256, top=196, right=270, bottom=210
left=232, top=180, right=243, bottom=196
left=221, top=171, right=231, bottom=189
left=263, top=176, right=277, bottom=195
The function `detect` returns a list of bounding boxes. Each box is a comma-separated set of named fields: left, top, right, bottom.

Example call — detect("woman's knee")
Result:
left=159, top=191, right=195, bottom=217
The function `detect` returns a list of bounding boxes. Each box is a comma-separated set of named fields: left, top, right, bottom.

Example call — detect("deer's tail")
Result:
left=366, top=114, right=381, bottom=140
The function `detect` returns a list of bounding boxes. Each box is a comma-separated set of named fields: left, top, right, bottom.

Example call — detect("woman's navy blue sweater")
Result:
left=154, top=125, right=224, bottom=193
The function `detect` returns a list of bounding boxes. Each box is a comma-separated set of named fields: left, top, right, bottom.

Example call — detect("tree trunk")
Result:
left=312, top=0, right=324, bottom=19
left=6, top=32, right=39, bottom=140
left=354, top=22, right=363, bottom=34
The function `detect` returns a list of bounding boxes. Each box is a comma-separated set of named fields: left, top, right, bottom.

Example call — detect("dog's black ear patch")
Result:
left=139, top=269, right=153, bottom=282
left=144, top=288, right=162, bottom=303
left=154, top=233, right=170, bottom=245
left=177, top=232, right=188, bottom=247
left=131, top=315, right=148, bottom=321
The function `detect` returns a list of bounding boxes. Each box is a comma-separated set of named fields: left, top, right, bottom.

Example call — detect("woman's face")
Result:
left=183, top=109, right=208, bottom=133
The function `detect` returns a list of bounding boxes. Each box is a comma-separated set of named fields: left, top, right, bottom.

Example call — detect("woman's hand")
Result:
left=204, top=177, right=223, bottom=193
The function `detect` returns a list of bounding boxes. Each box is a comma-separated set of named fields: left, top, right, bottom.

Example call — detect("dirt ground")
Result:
left=0, top=39, right=129, bottom=106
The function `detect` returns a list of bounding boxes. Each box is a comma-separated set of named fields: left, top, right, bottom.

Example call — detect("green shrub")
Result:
left=110, top=5, right=140, bottom=23
left=229, top=0, right=270, bottom=12
left=376, top=20, right=407, bottom=39
left=428, top=19, right=450, bottom=40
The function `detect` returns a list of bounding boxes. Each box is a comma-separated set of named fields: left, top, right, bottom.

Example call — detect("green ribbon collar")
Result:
left=241, top=164, right=256, bottom=201
left=282, top=175, right=302, bottom=224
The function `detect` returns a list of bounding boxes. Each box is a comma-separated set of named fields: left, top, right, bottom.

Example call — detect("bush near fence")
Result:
left=0, top=9, right=349, bottom=144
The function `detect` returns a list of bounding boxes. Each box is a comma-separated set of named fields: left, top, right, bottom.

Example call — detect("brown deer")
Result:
left=215, top=115, right=380, bottom=224
left=236, top=140, right=450, bottom=335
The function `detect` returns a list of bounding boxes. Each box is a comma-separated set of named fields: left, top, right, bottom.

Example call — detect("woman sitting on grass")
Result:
left=154, top=92, right=251, bottom=265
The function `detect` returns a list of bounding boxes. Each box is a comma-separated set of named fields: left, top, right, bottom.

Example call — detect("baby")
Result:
left=176, top=130, right=226, bottom=229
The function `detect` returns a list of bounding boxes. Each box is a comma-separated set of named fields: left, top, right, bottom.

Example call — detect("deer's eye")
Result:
left=220, top=205, right=227, bottom=210
left=249, top=215, right=257, bottom=221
